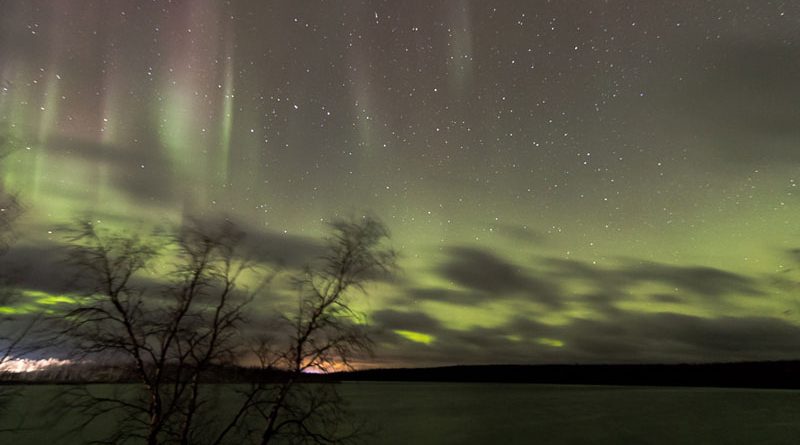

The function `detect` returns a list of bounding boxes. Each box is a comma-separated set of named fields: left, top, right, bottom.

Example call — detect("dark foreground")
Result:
left=2, top=382, right=800, bottom=444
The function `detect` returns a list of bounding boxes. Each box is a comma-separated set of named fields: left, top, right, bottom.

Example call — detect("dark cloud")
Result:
left=371, top=308, right=800, bottom=367
left=577, top=293, right=625, bottom=317
left=502, top=317, right=554, bottom=339
left=407, top=287, right=489, bottom=306
left=496, top=224, right=548, bottom=246
left=543, top=258, right=629, bottom=292
left=439, top=247, right=528, bottom=294
left=0, top=239, right=180, bottom=303
left=370, top=309, right=443, bottom=333
left=406, top=254, right=766, bottom=350
left=46, top=135, right=179, bottom=206
left=659, top=314, right=800, bottom=355
left=242, top=228, right=324, bottom=269
left=545, top=257, right=762, bottom=299
left=438, top=246, right=563, bottom=308
left=650, top=294, right=684, bottom=304
left=0, top=219, right=326, bottom=302
left=0, top=242, right=74, bottom=294
left=621, top=262, right=762, bottom=298
left=247, top=223, right=399, bottom=284
left=371, top=253, right=791, bottom=366
left=561, top=313, right=800, bottom=363
left=786, top=248, right=800, bottom=265
left=177, top=214, right=325, bottom=270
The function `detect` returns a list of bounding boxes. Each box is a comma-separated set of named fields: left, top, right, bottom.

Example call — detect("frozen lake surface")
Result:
left=3, top=382, right=800, bottom=444
left=345, top=382, right=800, bottom=444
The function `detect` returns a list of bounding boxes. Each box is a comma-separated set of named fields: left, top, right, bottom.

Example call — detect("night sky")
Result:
left=2, top=0, right=800, bottom=367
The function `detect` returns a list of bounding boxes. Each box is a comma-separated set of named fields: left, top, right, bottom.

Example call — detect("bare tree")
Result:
left=231, top=215, right=397, bottom=445
left=0, top=187, right=24, bottom=373
left=61, top=219, right=267, bottom=444
left=59, top=215, right=395, bottom=444
left=0, top=125, right=34, bottom=431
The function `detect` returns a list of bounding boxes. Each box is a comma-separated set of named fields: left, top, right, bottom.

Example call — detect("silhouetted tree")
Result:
left=0, top=188, right=23, bottom=373
left=0, top=126, right=33, bottom=429
left=224, top=216, right=397, bottom=445
left=60, top=215, right=395, bottom=444
left=61, top=220, right=267, bottom=444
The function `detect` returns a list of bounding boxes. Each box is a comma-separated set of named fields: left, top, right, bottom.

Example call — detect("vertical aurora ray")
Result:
left=159, top=85, right=200, bottom=171
left=36, top=71, right=59, bottom=144
left=349, top=50, right=373, bottom=150
left=27, top=69, right=61, bottom=202
left=0, top=58, right=54, bottom=204
left=445, top=2, right=474, bottom=94
left=343, top=5, right=385, bottom=158
left=93, top=42, right=127, bottom=212
left=218, top=21, right=235, bottom=187
left=0, top=73, right=35, bottom=195
left=0, top=19, right=41, bottom=198
left=27, top=6, right=67, bottom=205
left=155, top=0, right=227, bottom=211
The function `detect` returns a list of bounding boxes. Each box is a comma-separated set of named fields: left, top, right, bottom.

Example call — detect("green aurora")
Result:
left=2, top=0, right=800, bottom=367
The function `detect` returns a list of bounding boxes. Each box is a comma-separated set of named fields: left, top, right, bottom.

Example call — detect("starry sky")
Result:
left=2, top=0, right=800, bottom=367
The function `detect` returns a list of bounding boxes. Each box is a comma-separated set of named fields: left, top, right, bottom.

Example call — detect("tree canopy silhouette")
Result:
left=58, top=215, right=396, bottom=444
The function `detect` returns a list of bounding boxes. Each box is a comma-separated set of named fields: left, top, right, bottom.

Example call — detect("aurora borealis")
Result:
left=1, top=0, right=800, bottom=367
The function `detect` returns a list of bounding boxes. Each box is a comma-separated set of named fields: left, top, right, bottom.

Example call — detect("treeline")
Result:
left=336, top=361, right=800, bottom=389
